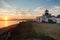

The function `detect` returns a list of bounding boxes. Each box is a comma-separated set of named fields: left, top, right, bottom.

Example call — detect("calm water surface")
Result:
left=0, top=21, right=21, bottom=28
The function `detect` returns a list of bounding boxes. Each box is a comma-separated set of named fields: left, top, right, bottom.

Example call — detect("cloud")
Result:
left=49, top=5, right=60, bottom=16
left=0, top=9, right=9, bottom=12
left=0, top=0, right=37, bottom=19
left=33, top=5, right=60, bottom=16
left=53, top=6, right=60, bottom=8
left=0, top=0, right=15, bottom=9
left=0, top=0, right=60, bottom=19
left=33, top=7, right=46, bottom=16
left=0, top=0, right=22, bottom=16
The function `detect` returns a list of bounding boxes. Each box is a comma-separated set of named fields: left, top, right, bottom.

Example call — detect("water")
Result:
left=0, top=21, right=20, bottom=28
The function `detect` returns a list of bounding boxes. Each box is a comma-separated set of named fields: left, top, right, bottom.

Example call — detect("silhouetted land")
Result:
left=0, top=21, right=56, bottom=40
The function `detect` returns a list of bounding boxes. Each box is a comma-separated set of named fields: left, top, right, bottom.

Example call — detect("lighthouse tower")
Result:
left=45, top=9, right=50, bottom=16
left=42, top=9, right=50, bottom=23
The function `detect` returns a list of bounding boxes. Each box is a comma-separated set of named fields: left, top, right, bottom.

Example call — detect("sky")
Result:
left=0, top=0, right=60, bottom=19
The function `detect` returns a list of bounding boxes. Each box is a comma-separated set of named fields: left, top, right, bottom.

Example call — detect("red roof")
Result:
left=57, top=15, right=60, bottom=18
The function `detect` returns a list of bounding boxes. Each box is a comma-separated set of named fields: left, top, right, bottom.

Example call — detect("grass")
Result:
left=19, top=21, right=56, bottom=40
left=38, top=31, right=55, bottom=40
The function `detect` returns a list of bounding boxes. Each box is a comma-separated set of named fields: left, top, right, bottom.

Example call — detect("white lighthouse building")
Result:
left=36, top=10, right=56, bottom=23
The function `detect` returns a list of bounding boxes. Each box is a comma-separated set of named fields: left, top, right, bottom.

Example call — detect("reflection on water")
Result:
left=0, top=21, right=20, bottom=28
left=5, top=20, right=7, bottom=27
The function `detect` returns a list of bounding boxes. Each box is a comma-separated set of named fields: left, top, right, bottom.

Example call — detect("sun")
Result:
left=4, top=17, right=8, bottom=20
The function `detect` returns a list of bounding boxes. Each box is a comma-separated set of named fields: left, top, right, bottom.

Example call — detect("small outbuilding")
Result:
left=56, top=15, right=60, bottom=24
